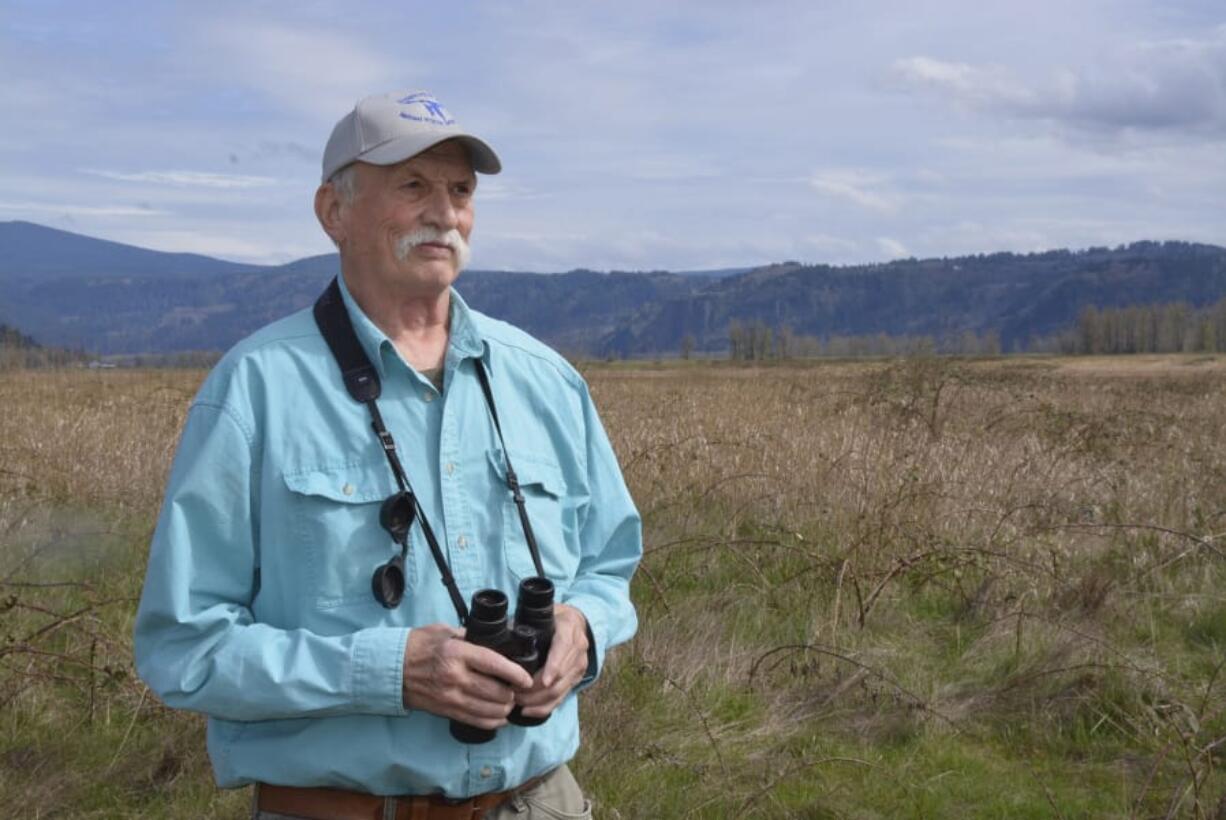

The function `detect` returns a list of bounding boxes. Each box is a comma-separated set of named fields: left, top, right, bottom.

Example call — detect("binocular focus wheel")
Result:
left=372, top=556, right=406, bottom=608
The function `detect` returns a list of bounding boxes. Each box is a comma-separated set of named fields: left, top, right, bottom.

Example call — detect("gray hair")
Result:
left=329, top=164, right=359, bottom=206
left=323, top=165, right=359, bottom=248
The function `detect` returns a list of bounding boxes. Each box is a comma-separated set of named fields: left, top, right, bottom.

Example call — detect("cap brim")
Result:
left=359, top=133, right=501, bottom=174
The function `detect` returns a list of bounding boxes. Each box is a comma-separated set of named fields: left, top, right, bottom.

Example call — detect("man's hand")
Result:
left=402, top=624, right=534, bottom=729
left=515, top=604, right=590, bottom=718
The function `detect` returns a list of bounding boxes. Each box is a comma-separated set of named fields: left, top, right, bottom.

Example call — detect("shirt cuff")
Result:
left=351, top=626, right=412, bottom=715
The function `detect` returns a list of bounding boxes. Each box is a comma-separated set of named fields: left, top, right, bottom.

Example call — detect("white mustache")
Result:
left=393, top=228, right=471, bottom=271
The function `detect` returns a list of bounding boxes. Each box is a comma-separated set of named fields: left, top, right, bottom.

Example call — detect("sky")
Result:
left=1, top=0, right=1223, bottom=271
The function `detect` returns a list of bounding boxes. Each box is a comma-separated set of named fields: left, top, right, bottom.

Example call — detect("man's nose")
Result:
left=421, top=185, right=459, bottom=230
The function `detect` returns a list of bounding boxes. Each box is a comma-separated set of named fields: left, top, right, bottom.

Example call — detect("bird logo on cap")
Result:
left=396, top=93, right=456, bottom=126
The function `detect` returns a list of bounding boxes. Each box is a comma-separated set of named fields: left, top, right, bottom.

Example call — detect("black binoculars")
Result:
left=372, top=492, right=416, bottom=609
left=449, top=576, right=557, bottom=744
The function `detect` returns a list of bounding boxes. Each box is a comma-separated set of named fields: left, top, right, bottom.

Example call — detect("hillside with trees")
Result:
left=2, top=221, right=1224, bottom=358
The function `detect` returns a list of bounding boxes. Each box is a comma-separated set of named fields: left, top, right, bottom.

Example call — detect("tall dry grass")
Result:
left=1, top=358, right=1223, bottom=817
left=0, top=370, right=214, bottom=817
left=583, top=357, right=1226, bottom=817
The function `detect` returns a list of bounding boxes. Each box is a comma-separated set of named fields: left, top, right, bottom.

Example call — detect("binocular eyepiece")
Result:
left=449, top=577, right=557, bottom=744
left=372, top=492, right=416, bottom=609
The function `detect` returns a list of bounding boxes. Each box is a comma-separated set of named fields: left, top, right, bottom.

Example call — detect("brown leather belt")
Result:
left=254, top=771, right=550, bottom=820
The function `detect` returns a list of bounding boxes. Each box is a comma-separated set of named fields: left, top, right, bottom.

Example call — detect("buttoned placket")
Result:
left=438, top=345, right=512, bottom=795
left=439, top=349, right=484, bottom=596
left=344, top=284, right=527, bottom=794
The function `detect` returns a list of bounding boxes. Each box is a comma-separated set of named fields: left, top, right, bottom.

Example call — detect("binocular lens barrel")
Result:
left=450, top=580, right=559, bottom=742
left=508, top=577, right=556, bottom=728
left=450, top=589, right=510, bottom=744
left=467, top=589, right=509, bottom=633
left=517, top=576, right=554, bottom=609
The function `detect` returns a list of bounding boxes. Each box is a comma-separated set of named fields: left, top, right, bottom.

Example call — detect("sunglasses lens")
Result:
left=380, top=492, right=416, bottom=541
left=372, top=555, right=406, bottom=608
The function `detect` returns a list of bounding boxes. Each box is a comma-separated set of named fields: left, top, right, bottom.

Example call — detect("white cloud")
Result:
left=891, top=57, right=1033, bottom=108
left=802, top=234, right=859, bottom=254
left=809, top=170, right=902, bottom=213
left=0, top=201, right=166, bottom=217
left=474, top=179, right=548, bottom=203
left=110, top=228, right=317, bottom=265
left=194, top=21, right=408, bottom=120
left=615, top=155, right=723, bottom=182
left=876, top=237, right=910, bottom=259
left=892, top=26, right=1226, bottom=137
left=84, top=170, right=278, bottom=189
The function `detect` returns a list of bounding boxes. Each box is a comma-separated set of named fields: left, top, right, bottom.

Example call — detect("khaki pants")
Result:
left=251, top=764, right=591, bottom=820
left=486, top=765, right=591, bottom=819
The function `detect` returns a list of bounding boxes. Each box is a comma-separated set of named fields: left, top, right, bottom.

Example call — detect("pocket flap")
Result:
left=282, top=460, right=398, bottom=503
left=486, top=449, right=567, bottom=498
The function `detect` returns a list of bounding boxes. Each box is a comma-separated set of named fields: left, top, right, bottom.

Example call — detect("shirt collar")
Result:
left=336, top=273, right=488, bottom=378
left=447, top=287, right=487, bottom=364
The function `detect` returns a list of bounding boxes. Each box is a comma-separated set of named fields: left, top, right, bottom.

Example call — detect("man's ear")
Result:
left=314, top=183, right=345, bottom=247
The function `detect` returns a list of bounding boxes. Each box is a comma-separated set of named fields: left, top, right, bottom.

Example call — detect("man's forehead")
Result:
left=396, top=141, right=475, bottom=174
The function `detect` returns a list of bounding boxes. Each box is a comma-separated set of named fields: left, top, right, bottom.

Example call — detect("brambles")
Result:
left=2, top=357, right=1225, bottom=817
left=583, top=356, right=1226, bottom=816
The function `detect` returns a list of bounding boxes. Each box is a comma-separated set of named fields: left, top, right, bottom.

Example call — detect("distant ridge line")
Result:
left=1, top=220, right=1224, bottom=357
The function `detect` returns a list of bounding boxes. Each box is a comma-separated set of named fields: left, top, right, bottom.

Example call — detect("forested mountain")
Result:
left=1, top=221, right=1223, bottom=356
left=0, top=221, right=254, bottom=282
left=606, top=242, right=1226, bottom=355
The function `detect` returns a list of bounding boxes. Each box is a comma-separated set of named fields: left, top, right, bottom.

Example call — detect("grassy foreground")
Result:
left=1, top=357, right=1224, bottom=818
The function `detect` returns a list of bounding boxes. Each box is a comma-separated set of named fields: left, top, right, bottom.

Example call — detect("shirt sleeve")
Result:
left=133, top=400, right=410, bottom=721
left=559, top=382, right=642, bottom=689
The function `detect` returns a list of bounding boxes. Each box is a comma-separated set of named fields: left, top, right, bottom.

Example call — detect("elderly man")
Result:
left=134, top=90, right=641, bottom=819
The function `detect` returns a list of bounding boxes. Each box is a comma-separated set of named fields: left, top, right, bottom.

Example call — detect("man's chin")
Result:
left=392, top=261, right=462, bottom=292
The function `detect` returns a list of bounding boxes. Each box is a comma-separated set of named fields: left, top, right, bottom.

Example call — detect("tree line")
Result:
left=1030, top=298, right=1226, bottom=355
left=0, top=322, right=223, bottom=370
left=724, top=319, right=1002, bottom=360
left=723, top=299, right=1226, bottom=361
left=8, top=300, right=1226, bottom=369
left=0, top=323, right=85, bottom=369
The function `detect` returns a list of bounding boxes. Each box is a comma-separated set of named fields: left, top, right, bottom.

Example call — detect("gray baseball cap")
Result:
left=321, top=90, right=501, bottom=182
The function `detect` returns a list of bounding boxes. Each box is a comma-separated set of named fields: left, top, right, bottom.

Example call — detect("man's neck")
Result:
left=341, top=270, right=452, bottom=374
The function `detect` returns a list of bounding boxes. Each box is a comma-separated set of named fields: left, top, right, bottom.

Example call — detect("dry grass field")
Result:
left=1, top=357, right=1224, bottom=818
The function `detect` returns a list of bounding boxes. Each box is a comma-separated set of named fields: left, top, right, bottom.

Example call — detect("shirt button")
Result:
left=445, top=462, right=455, bottom=476
left=480, top=766, right=493, bottom=779
left=341, top=483, right=355, bottom=496
left=457, top=535, right=468, bottom=549
left=423, top=391, right=435, bottom=402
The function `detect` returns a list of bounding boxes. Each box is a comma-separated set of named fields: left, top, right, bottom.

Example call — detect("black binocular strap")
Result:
left=314, top=278, right=468, bottom=624
left=473, top=362, right=547, bottom=580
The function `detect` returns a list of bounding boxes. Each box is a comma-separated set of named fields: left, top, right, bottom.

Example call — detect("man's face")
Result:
left=334, top=140, right=477, bottom=297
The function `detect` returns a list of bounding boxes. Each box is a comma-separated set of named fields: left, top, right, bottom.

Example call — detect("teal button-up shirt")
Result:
left=133, top=275, right=641, bottom=797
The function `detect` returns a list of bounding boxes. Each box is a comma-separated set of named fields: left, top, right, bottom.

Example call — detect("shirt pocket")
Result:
left=282, top=459, right=414, bottom=610
left=487, top=449, right=581, bottom=588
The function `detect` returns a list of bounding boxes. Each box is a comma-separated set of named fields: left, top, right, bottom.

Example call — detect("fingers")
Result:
left=515, top=608, right=590, bottom=717
left=516, top=666, right=581, bottom=717
left=543, top=604, right=589, bottom=688
left=403, top=625, right=530, bottom=727
left=540, top=640, right=581, bottom=688
left=402, top=607, right=591, bottom=726
left=465, top=642, right=535, bottom=690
